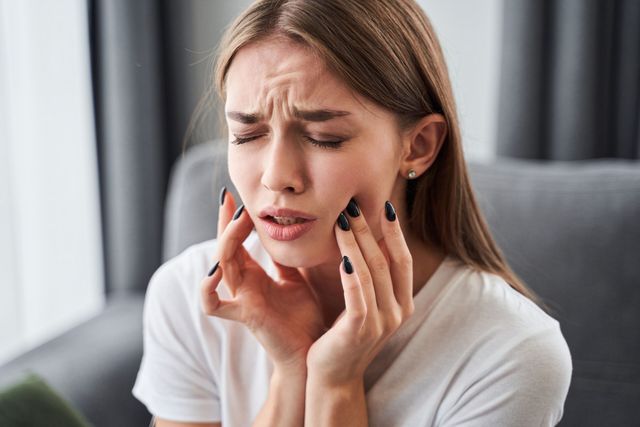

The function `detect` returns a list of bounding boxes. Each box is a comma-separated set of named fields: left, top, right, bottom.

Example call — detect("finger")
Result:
left=339, top=255, right=367, bottom=330
left=216, top=204, right=254, bottom=294
left=199, top=262, right=245, bottom=321
left=343, top=198, right=396, bottom=313
left=335, top=213, right=377, bottom=313
left=380, top=200, right=414, bottom=316
left=217, top=186, right=236, bottom=240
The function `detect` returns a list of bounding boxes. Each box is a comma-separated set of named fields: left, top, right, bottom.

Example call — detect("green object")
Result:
left=0, top=373, right=92, bottom=427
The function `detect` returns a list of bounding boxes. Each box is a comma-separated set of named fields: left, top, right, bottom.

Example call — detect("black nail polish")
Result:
left=337, top=212, right=350, bottom=231
left=207, top=260, right=220, bottom=277
left=385, top=201, right=396, bottom=221
left=219, top=186, right=227, bottom=206
left=343, top=255, right=354, bottom=274
left=232, top=204, right=245, bottom=220
left=346, top=198, right=360, bottom=217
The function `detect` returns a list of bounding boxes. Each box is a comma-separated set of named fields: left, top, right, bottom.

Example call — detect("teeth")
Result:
left=272, top=216, right=306, bottom=225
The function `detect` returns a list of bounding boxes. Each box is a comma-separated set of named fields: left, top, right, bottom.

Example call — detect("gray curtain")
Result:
left=497, top=0, right=640, bottom=160
left=90, top=0, right=251, bottom=296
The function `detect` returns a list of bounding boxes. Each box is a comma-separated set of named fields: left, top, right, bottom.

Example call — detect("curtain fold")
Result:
left=497, top=0, right=640, bottom=160
left=91, top=0, right=168, bottom=295
left=89, top=0, right=253, bottom=295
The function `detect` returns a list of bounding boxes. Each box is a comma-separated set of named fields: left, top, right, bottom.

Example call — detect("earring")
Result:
left=407, top=169, right=417, bottom=179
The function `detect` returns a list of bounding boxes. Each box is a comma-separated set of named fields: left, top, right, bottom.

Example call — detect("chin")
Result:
left=258, top=232, right=340, bottom=269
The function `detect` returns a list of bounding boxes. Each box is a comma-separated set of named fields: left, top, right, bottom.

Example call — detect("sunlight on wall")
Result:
left=0, top=0, right=104, bottom=364
left=420, top=0, right=504, bottom=161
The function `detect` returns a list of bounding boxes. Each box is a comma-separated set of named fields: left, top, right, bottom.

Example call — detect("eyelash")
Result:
left=231, top=135, right=344, bottom=150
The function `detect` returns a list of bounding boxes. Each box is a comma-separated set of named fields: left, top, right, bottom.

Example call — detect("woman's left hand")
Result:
left=306, top=199, right=415, bottom=387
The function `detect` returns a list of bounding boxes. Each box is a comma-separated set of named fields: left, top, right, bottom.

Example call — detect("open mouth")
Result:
left=266, top=215, right=310, bottom=225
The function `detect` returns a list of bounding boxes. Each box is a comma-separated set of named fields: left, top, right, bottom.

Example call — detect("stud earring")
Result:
left=407, top=169, right=417, bottom=179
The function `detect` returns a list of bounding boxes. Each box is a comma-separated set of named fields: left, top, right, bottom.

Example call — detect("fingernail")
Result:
left=342, top=255, right=354, bottom=274
left=219, top=186, right=227, bottom=206
left=207, top=260, right=220, bottom=277
left=346, top=198, right=360, bottom=217
left=385, top=201, right=396, bottom=221
left=337, top=212, right=350, bottom=231
left=232, top=204, right=245, bottom=220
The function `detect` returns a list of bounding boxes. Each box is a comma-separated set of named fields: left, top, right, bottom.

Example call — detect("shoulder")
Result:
left=432, top=260, right=573, bottom=424
left=437, top=259, right=563, bottom=338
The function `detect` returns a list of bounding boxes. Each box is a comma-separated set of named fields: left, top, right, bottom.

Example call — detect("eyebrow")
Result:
left=226, top=107, right=352, bottom=124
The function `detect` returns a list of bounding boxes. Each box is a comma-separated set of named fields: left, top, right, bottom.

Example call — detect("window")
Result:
left=0, top=0, right=104, bottom=364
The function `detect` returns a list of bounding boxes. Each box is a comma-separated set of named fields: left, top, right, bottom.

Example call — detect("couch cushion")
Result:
left=163, top=141, right=236, bottom=261
left=0, top=293, right=150, bottom=427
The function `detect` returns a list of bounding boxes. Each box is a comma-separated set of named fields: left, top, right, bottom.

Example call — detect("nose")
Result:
left=260, top=137, right=305, bottom=193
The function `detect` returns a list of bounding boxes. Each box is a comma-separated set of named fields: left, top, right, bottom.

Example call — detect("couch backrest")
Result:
left=164, top=140, right=640, bottom=426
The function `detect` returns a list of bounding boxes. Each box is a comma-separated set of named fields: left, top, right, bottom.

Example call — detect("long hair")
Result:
left=188, top=0, right=542, bottom=306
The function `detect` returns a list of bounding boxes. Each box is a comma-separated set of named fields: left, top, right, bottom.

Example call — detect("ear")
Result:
left=400, top=114, right=447, bottom=178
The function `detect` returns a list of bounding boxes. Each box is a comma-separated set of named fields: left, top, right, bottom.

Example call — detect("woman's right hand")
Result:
left=200, top=189, right=326, bottom=371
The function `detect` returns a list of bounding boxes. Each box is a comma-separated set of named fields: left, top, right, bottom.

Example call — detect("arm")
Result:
left=253, top=365, right=308, bottom=427
left=304, top=199, right=413, bottom=427
left=305, top=376, right=367, bottom=427
left=200, top=191, right=325, bottom=426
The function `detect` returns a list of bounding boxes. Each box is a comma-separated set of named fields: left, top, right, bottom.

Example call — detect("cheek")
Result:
left=227, top=148, right=261, bottom=208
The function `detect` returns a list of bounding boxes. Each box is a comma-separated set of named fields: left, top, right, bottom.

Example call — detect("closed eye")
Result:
left=230, top=135, right=344, bottom=150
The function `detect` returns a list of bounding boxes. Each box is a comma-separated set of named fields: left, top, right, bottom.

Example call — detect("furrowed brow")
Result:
left=226, top=107, right=351, bottom=124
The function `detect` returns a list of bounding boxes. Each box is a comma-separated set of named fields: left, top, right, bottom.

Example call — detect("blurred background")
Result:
left=0, top=0, right=638, bottom=426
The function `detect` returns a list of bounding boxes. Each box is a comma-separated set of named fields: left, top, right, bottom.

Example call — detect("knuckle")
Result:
left=402, top=301, right=415, bottom=318
left=398, top=252, right=413, bottom=269
left=360, top=275, right=374, bottom=291
left=362, top=323, right=380, bottom=341
left=200, top=299, right=217, bottom=316
left=384, top=310, right=402, bottom=331
left=349, top=308, right=367, bottom=325
left=351, top=220, right=369, bottom=235
left=342, top=280, right=360, bottom=292
left=369, top=255, right=389, bottom=275
left=386, top=222, right=404, bottom=237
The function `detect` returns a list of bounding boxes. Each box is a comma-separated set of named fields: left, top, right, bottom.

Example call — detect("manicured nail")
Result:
left=232, top=204, right=245, bottom=220
left=219, top=186, right=227, bottom=206
left=342, top=255, right=354, bottom=274
left=385, top=201, right=396, bottom=221
left=346, top=198, right=360, bottom=217
left=207, top=260, right=220, bottom=277
left=337, top=212, right=350, bottom=231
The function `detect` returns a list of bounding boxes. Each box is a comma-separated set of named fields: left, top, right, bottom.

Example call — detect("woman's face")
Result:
left=225, top=37, right=407, bottom=268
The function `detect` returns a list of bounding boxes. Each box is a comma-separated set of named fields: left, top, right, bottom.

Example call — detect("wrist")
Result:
left=273, top=355, right=309, bottom=379
left=305, top=375, right=367, bottom=427
left=306, top=372, right=364, bottom=396
left=271, top=363, right=308, bottom=385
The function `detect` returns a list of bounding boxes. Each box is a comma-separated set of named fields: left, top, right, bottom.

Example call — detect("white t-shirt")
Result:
left=132, top=231, right=572, bottom=426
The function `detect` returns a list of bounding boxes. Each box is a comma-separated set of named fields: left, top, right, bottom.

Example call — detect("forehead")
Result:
left=224, top=37, right=369, bottom=118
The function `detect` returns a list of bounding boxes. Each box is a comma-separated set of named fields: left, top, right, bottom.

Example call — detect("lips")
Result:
left=258, top=206, right=317, bottom=221
left=258, top=206, right=317, bottom=241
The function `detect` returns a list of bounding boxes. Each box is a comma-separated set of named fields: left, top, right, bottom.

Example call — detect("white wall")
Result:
left=0, top=0, right=104, bottom=364
left=419, top=0, right=504, bottom=161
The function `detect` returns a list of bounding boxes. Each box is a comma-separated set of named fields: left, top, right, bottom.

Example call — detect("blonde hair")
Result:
left=188, top=0, right=542, bottom=306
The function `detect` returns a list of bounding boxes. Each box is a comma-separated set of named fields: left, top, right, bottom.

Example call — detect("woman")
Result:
left=132, top=0, right=572, bottom=426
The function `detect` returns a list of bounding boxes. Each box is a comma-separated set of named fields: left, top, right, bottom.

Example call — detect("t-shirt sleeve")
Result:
left=132, top=261, right=222, bottom=423
left=439, top=325, right=572, bottom=427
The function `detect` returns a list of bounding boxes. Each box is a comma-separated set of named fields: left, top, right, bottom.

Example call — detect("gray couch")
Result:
left=1, top=141, right=638, bottom=426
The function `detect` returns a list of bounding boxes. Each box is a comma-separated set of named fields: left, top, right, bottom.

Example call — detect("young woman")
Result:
left=132, top=1, right=572, bottom=426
